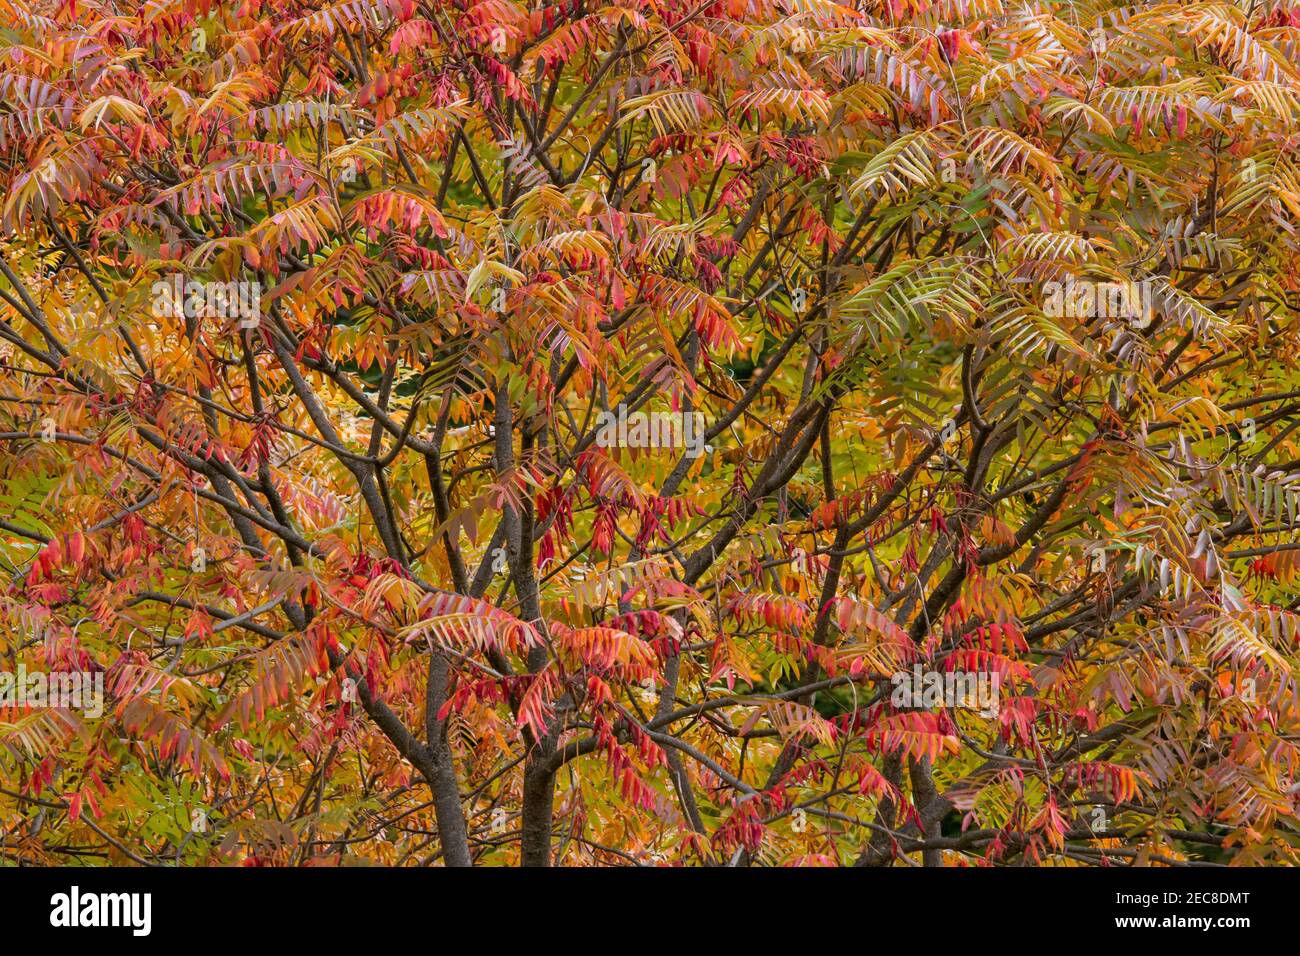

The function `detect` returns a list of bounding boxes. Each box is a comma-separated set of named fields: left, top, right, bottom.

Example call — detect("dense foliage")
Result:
left=1, top=0, right=1299, bottom=866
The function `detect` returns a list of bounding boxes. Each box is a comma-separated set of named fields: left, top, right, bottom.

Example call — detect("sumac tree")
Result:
left=0, top=0, right=1299, bottom=866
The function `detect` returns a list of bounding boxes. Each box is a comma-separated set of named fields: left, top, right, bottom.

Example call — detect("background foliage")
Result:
left=1, top=0, right=1299, bottom=866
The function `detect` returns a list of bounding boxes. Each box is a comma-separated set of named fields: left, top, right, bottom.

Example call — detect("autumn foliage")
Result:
left=1, top=0, right=1299, bottom=867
